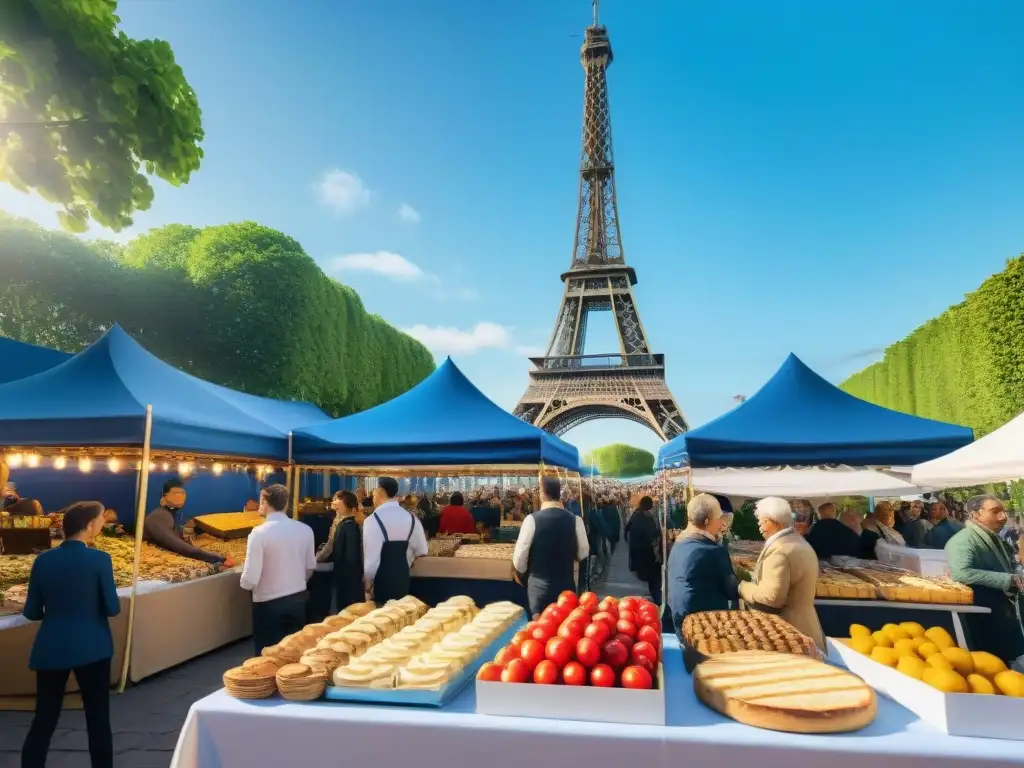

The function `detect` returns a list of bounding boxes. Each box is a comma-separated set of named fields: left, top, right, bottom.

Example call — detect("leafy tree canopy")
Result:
left=0, top=0, right=204, bottom=232
left=583, top=443, right=655, bottom=478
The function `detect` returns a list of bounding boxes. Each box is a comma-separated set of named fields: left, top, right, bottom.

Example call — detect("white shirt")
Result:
left=362, top=500, right=428, bottom=582
left=239, top=512, right=317, bottom=603
left=512, top=507, right=590, bottom=575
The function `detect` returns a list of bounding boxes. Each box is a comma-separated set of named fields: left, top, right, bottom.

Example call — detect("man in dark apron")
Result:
left=512, top=476, right=590, bottom=617
left=363, top=477, right=428, bottom=605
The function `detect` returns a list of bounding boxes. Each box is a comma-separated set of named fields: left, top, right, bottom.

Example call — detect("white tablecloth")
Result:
left=0, top=579, right=170, bottom=631
left=171, top=637, right=1024, bottom=768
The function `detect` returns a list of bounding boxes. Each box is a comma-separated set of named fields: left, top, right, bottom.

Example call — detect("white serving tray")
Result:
left=827, top=637, right=1024, bottom=741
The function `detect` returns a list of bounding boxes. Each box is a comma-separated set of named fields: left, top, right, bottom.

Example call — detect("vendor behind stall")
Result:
left=142, top=478, right=230, bottom=566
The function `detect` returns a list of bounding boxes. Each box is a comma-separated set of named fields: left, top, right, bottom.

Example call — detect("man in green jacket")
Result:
left=946, top=494, right=1024, bottom=669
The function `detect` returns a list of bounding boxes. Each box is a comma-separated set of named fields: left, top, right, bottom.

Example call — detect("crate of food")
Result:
left=815, top=566, right=877, bottom=599
left=192, top=512, right=264, bottom=539
left=846, top=566, right=973, bottom=604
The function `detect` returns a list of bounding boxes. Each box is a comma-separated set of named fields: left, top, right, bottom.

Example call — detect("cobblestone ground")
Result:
left=0, top=640, right=249, bottom=768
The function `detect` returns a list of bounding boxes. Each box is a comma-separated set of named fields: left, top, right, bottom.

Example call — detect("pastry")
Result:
left=332, top=662, right=397, bottom=689
left=223, top=666, right=277, bottom=699
left=682, top=611, right=818, bottom=658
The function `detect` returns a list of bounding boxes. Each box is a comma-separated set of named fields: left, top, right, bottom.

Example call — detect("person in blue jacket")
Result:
left=22, top=500, right=119, bottom=768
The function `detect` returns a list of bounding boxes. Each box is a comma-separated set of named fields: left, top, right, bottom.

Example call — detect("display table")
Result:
left=875, top=541, right=949, bottom=577
left=410, top=557, right=529, bottom=612
left=128, top=570, right=252, bottom=683
left=170, top=636, right=1024, bottom=768
left=814, top=599, right=989, bottom=649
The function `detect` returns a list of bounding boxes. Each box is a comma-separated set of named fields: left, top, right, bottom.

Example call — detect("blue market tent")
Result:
left=0, top=326, right=327, bottom=459
left=293, top=358, right=580, bottom=470
left=657, top=353, right=973, bottom=470
left=0, top=336, right=72, bottom=384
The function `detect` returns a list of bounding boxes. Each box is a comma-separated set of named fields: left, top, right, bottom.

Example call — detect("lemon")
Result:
left=923, top=667, right=969, bottom=693
left=924, top=627, right=954, bottom=650
left=917, top=641, right=940, bottom=659
left=849, top=623, right=872, bottom=639
left=966, top=674, right=997, bottom=695
left=899, top=621, right=926, bottom=639
left=871, top=631, right=894, bottom=648
left=848, top=636, right=876, bottom=655
left=941, top=647, right=975, bottom=677
left=893, top=639, right=919, bottom=658
left=883, top=623, right=911, bottom=642
left=926, top=654, right=954, bottom=671
left=896, top=655, right=927, bottom=680
left=870, top=646, right=900, bottom=668
left=994, top=670, right=1024, bottom=698
left=970, top=651, right=1008, bottom=679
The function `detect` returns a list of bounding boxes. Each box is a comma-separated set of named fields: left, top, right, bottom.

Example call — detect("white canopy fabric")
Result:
left=911, top=410, right=1024, bottom=488
left=682, top=465, right=926, bottom=499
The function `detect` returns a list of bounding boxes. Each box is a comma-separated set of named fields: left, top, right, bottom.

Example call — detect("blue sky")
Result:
left=3, top=0, right=1023, bottom=459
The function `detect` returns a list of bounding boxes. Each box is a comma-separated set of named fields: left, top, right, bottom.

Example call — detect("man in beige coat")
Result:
left=738, top=496, right=826, bottom=651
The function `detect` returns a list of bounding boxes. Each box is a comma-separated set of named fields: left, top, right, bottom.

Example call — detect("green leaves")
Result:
left=0, top=0, right=203, bottom=231
left=583, top=443, right=655, bottom=478
left=841, top=253, right=1024, bottom=439
left=0, top=214, right=435, bottom=416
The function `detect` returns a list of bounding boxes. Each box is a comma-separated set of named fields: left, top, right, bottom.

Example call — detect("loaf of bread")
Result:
left=694, top=650, right=876, bottom=733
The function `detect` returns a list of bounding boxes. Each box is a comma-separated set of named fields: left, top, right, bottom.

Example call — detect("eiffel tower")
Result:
left=513, top=1, right=687, bottom=442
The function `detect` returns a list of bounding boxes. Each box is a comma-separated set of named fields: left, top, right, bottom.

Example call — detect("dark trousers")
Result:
left=306, top=571, right=334, bottom=624
left=253, top=592, right=307, bottom=656
left=647, top=575, right=663, bottom=607
left=23, top=658, right=112, bottom=768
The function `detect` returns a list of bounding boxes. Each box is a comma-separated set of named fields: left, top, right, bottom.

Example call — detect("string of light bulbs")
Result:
left=3, top=452, right=279, bottom=478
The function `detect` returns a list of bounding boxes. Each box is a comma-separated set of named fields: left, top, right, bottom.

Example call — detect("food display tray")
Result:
left=323, top=617, right=525, bottom=708
left=476, top=661, right=666, bottom=725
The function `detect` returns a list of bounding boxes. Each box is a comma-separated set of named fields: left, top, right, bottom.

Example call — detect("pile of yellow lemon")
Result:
left=847, top=622, right=1024, bottom=697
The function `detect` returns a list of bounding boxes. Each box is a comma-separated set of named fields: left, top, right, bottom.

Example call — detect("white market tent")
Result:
left=686, top=465, right=926, bottom=499
left=911, top=410, right=1024, bottom=488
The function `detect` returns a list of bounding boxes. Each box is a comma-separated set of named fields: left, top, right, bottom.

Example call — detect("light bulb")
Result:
left=26, top=454, right=40, bottom=468
left=108, top=458, right=121, bottom=473
left=212, top=463, right=223, bottom=476
left=148, top=462, right=156, bottom=472
left=162, top=462, right=170, bottom=472
left=53, top=457, right=67, bottom=470
left=179, top=462, right=192, bottom=476
left=79, top=457, right=92, bottom=473
left=7, top=453, right=22, bottom=468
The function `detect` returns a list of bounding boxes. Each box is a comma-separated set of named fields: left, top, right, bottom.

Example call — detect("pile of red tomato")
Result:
left=477, top=592, right=661, bottom=689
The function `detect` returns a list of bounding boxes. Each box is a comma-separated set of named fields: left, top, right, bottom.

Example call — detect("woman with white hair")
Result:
left=666, top=494, right=740, bottom=636
left=738, top=497, right=825, bottom=651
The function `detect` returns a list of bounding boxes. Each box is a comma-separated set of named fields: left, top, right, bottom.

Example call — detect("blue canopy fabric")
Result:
left=293, top=358, right=580, bottom=471
left=657, top=353, right=973, bottom=470
left=0, top=336, right=72, bottom=384
left=0, top=326, right=327, bottom=459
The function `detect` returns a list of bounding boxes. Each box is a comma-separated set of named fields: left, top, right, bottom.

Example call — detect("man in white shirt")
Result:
left=362, top=476, right=428, bottom=604
left=512, top=476, right=590, bottom=617
left=240, top=484, right=317, bottom=655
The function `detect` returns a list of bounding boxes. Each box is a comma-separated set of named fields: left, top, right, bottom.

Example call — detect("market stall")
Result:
left=0, top=335, right=71, bottom=385
left=0, top=326, right=329, bottom=696
left=293, top=358, right=581, bottom=608
left=911, top=407, right=1024, bottom=487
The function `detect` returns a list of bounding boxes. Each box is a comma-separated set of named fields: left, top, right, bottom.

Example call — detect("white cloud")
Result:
left=398, top=202, right=421, bottom=224
left=315, top=169, right=372, bottom=215
left=404, top=322, right=513, bottom=356
left=328, top=251, right=425, bottom=281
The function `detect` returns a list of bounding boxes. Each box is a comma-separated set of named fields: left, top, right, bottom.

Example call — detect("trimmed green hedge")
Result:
left=0, top=213, right=434, bottom=416
left=583, top=444, right=655, bottom=478
left=842, top=253, right=1024, bottom=438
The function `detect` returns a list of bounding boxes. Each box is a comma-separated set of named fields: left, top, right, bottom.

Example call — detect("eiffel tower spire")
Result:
left=513, top=6, right=687, bottom=441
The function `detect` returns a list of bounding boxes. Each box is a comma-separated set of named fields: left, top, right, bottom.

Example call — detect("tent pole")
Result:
left=660, top=470, right=669, bottom=616
left=291, top=465, right=302, bottom=520
left=119, top=404, right=153, bottom=693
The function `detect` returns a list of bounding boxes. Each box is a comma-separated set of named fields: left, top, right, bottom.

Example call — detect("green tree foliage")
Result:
left=583, top=443, right=655, bottom=478
left=0, top=0, right=204, bottom=232
left=0, top=213, right=435, bottom=415
left=841, top=253, right=1024, bottom=438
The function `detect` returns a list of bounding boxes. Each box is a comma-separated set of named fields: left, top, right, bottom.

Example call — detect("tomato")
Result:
left=530, top=624, right=554, bottom=643
left=631, top=640, right=659, bottom=666
left=636, top=625, right=661, bottom=648
left=494, top=646, right=514, bottom=665
left=601, top=639, right=629, bottom=669
left=562, top=661, right=587, bottom=686
left=533, top=659, right=561, bottom=685
left=520, top=638, right=546, bottom=669
left=502, top=658, right=532, bottom=683
left=618, top=597, right=640, bottom=613
left=592, top=611, right=618, bottom=629
left=620, top=665, right=653, bottom=690
left=575, top=637, right=601, bottom=667
left=477, top=662, right=504, bottom=682
left=638, top=599, right=658, bottom=614
left=558, top=618, right=587, bottom=641
left=583, top=620, right=611, bottom=645
left=545, top=637, right=574, bottom=667
left=557, top=590, right=579, bottom=611
left=543, top=606, right=566, bottom=625
left=614, top=633, right=635, bottom=653
left=633, top=656, right=656, bottom=675
left=597, top=597, right=618, bottom=613
left=590, top=663, right=616, bottom=687
left=568, top=607, right=592, bottom=623
left=618, top=609, right=636, bottom=626
left=510, top=631, right=529, bottom=649
left=578, top=592, right=599, bottom=611
left=616, top=620, right=638, bottom=639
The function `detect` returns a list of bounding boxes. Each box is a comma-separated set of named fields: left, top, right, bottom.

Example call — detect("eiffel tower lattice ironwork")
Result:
left=513, top=3, right=687, bottom=441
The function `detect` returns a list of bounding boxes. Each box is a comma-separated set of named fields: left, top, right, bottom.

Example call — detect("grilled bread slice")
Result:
left=694, top=650, right=876, bottom=733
